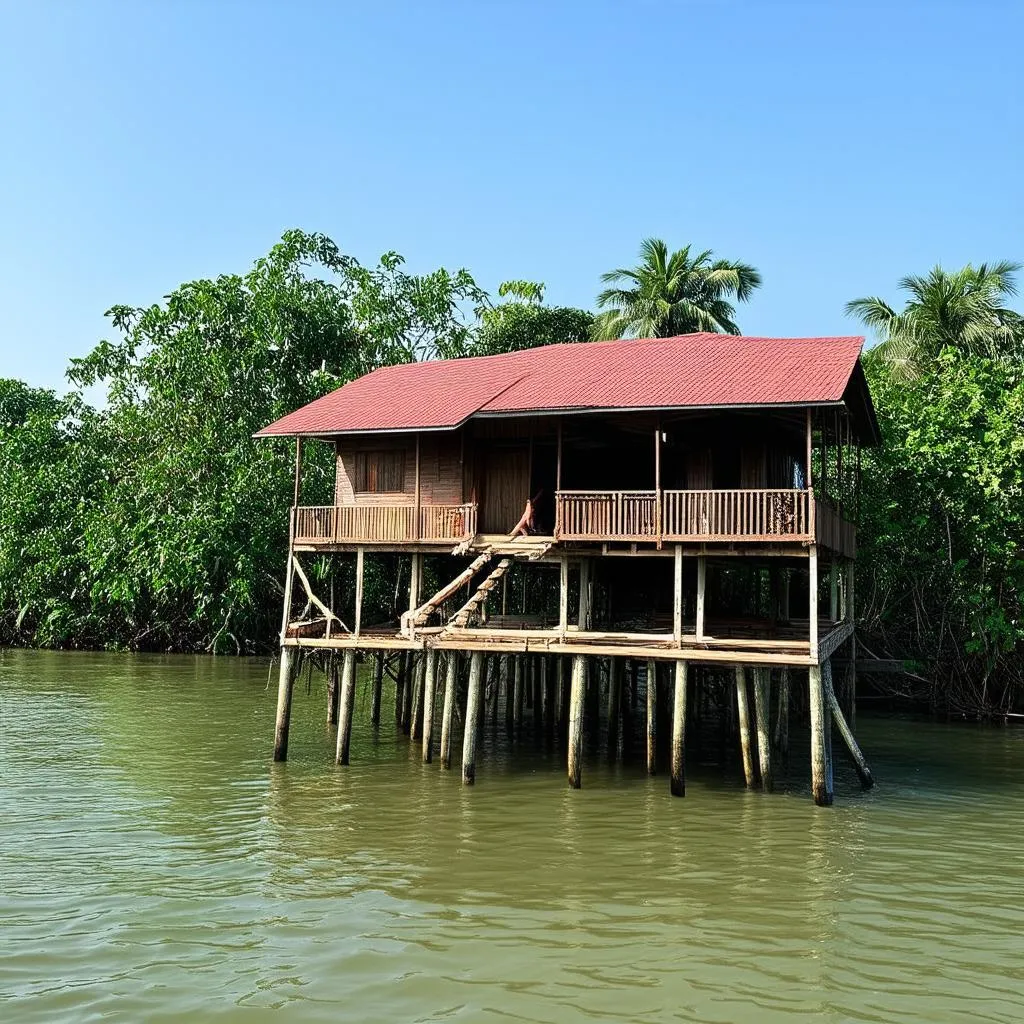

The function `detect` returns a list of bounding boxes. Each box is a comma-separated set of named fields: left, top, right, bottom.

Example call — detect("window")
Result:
left=355, top=450, right=406, bottom=493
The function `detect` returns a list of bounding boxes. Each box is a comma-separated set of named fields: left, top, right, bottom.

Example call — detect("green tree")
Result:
left=847, top=262, right=1023, bottom=378
left=593, top=237, right=762, bottom=340
left=469, top=280, right=593, bottom=357
left=858, top=349, right=1024, bottom=714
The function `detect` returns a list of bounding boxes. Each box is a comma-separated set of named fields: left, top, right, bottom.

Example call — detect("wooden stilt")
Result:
left=672, top=545, right=683, bottom=645
left=670, top=661, right=687, bottom=797
left=809, top=545, right=819, bottom=661
left=567, top=655, right=586, bottom=788
left=462, top=651, right=484, bottom=785
left=440, top=652, right=458, bottom=769
left=557, top=656, right=568, bottom=732
left=824, top=658, right=873, bottom=788
left=370, top=651, right=383, bottom=727
left=273, top=647, right=298, bottom=762
left=774, top=667, right=790, bottom=765
left=735, top=665, right=756, bottom=788
left=809, top=663, right=834, bottom=805
left=334, top=649, right=357, bottom=766
left=395, top=652, right=408, bottom=728
left=696, top=556, right=706, bottom=640
left=646, top=658, right=657, bottom=775
left=606, top=657, right=622, bottom=761
left=327, top=655, right=340, bottom=726
left=513, top=656, right=524, bottom=727
left=503, top=656, right=514, bottom=733
left=421, top=648, right=438, bottom=763
left=354, top=548, right=365, bottom=637
left=409, top=654, right=425, bottom=740
left=753, top=666, right=773, bottom=792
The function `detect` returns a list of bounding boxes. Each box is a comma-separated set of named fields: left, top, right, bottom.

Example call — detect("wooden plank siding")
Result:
left=335, top=434, right=463, bottom=507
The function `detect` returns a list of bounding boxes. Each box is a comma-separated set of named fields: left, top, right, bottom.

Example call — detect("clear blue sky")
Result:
left=2, top=0, right=1021, bottom=392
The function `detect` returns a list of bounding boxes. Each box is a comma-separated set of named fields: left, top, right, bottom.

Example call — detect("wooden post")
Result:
left=409, top=553, right=423, bottom=612
left=414, top=434, right=421, bottom=541
left=370, top=651, right=384, bottom=726
left=293, top=436, right=303, bottom=507
left=753, top=667, right=773, bottom=792
left=513, top=656, right=524, bottom=728
left=606, top=657, right=622, bottom=762
left=779, top=569, right=791, bottom=622
left=394, top=652, right=408, bottom=728
left=279, top=510, right=297, bottom=645
left=559, top=557, right=569, bottom=633
left=809, top=662, right=834, bottom=805
left=654, top=423, right=662, bottom=544
left=735, top=665, right=756, bottom=788
left=830, top=560, right=839, bottom=622
left=409, top=653, right=425, bottom=741
left=824, top=658, right=873, bottom=788
left=556, top=418, right=563, bottom=490
left=440, top=653, right=458, bottom=769
left=646, top=658, right=657, bottom=775
left=695, top=555, right=706, bottom=641
left=556, top=656, right=567, bottom=732
left=462, top=651, right=484, bottom=785
left=272, top=647, right=298, bottom=762
left=670, top=661, right=687, bottom=797
left=334, top=649, right=357, bottom=766
left=774, top=667, right=790, bottom=764
left=422, top=648, right=438, bottom=763
left=327, top=655, right=340, bottom=726
left=567, top=654, right=586, bottom=788
left=354, top=548, right=365, bottom=638
left=808, top=545, right=819, bottom=661
left=577, top=559, right=591, bottom=630
left=805, top=408, right=813, bottom=490
left=672, top=545, right=683, bottom=646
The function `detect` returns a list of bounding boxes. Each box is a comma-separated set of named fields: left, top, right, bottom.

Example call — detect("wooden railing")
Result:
left=556, top=489, right=854, bottom=552
left=556, top=491, right=660, bottom=541
left=294, top=503, right=477, bottom=544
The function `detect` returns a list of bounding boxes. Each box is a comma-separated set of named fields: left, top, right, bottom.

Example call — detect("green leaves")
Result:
left=593, top=236, right=762, bottom=340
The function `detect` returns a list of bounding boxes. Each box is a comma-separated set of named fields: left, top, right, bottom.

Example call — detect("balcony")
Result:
left=555, top=489, right=855, bottom=556
left=294, top=503, right=477, bottom=545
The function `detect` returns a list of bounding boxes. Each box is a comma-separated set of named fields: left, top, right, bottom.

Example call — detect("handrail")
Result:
left=294, top=503, right=477, bottom=544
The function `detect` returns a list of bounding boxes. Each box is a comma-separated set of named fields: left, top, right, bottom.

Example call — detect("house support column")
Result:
left=440, top=653, right=458, bottom=769
left=272, top=646, right=299, bottom=762
left=567, top=654, right=587, bottom=788
left=334, top=649, right=357, bottom=766
left=696, top=556, right=706, bottom=640
left=370, top=652, right=384, bottom=726
left=646, top=658, right=657, bottom=775
left=421, top=648, right=438, bottom=763
left=735, top=666, right=756, bottom=788
left=825, top=657, right=873, bottom=788
left=809, top=661, right=834, bottom=805
left=753, top=666, right=773, bottom=792
left=670, top=661, right=687, bottom=797
left=461, top=651, right=484, bottom=785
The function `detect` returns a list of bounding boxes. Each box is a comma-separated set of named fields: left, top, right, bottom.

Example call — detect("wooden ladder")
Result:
left=401, top=550, right=494, bottom=635
left=445, top=557, right=514, bottom=629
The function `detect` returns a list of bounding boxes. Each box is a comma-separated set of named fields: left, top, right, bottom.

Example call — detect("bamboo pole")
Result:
left=370, top=651, right=384, bottom=726
left=735, top=666, right=756, bottom=788
left=334, top=649, right=357, bottom=766
left=567, top=654, right=586, bottom=788
left=440, top=652, right=458, bottom=769
left=422, top=648, right=438, bottom=763
left=646, top=658, right=657, bottom=775
left=670, top=661, right=687, bottom=797
left=809, top=663, right=834, bottom=805
left=461, top=651, right=484, bottom=785
left=753, top=667, right=773, bottom=792
left=272, top=647, right=298, bottom=762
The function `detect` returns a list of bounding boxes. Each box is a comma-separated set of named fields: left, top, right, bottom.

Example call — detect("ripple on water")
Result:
left=2, top=650, right=1024, bottom=1023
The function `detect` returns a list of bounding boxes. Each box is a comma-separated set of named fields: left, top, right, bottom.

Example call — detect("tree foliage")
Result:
left=594, top=237, right=762, bottom=340
left=847, top=262, right=1023, bottom=378
left=469, top=280, right=593, bottom=357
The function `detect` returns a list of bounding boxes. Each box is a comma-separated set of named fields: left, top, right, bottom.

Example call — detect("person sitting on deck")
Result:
left=509, top=490, right=543, bottom=539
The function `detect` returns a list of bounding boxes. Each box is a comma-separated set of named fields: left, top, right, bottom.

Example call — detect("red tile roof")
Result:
left=256, top=333, right=870, bottom=437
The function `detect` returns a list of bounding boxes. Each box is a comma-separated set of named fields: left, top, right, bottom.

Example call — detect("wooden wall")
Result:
left=335, top=433, right=463, bottom=506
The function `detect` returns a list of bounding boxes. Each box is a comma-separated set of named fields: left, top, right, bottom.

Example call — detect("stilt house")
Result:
left=258, top=332, right=880, bottom=803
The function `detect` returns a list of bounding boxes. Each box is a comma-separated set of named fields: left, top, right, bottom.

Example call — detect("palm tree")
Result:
left=593, top=237, right=762, bottom=340
left=846, top=262, right=1023, bottom=376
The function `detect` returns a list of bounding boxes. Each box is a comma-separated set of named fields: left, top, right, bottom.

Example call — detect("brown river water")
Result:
left=2, top=650, right=1023, bottom=1023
